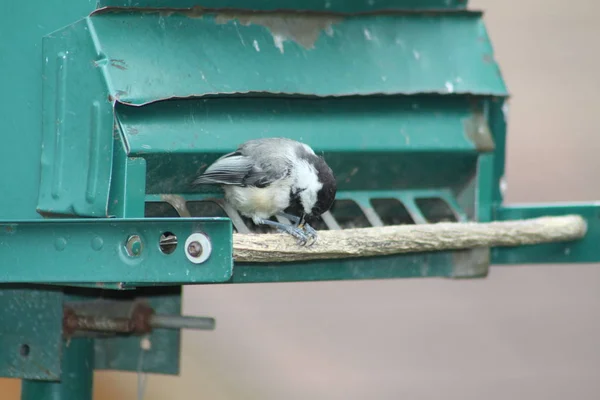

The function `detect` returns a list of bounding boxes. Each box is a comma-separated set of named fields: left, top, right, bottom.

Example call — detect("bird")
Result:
left=192, top=137, right=337, bottom=245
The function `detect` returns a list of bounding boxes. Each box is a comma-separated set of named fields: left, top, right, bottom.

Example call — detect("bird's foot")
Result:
left=277, top=224, right=312, bottom=246
left=276, top=213, right=318, bottom=245
left=255, top=218, right=316, bottom=246
left=297, top=223, right=318, bottom=246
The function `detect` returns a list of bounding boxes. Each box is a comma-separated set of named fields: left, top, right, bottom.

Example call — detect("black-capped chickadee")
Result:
left=193, top=137, right=337, bottom=245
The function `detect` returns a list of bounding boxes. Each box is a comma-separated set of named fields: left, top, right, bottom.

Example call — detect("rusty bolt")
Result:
left=184, top=232, right=212, bottom=264
left=187, top=241, right=203, bottom=258
left=125, top=235, right=143, bottom=257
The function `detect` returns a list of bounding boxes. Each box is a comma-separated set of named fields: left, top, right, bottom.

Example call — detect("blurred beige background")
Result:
left=3, top=0, right=600, bottom=398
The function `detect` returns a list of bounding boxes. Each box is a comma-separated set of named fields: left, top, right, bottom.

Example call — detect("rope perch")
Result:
left=233, top=215, right=587, bottom=263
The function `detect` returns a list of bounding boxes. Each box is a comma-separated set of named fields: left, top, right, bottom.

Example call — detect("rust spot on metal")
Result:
left=62, top=303, right=155, bottom=336
left=107, top=94, right=114, bottom=102
left=62, top=307, right=79, bottom=337
left=130, top=302, right=154, bottom=334
left=214, top=12, right=343, bottom=51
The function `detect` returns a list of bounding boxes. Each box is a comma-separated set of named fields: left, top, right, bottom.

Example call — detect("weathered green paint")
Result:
left=120, top=97, right=487, bottom=156
left=82, top=11, right=506, bottom=104
left=492, top=204, right=600, bottom=264
left=0, top=218, right=232, bottom=284
left=0, top=286, right=63, bottom=381
left=97, top=0, right=469, bottom=12
left=118, top=96, right=487, bottom=195
left=21, top=338, right=95, bottom=400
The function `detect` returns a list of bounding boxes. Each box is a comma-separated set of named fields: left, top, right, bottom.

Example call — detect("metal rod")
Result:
left=150, top=315, right=216, bottom=330
left=21, top=338, right=94, bottom=400
left=72, top=315, right=132, bottom=333
left=63, top=305, right=216, bottom=335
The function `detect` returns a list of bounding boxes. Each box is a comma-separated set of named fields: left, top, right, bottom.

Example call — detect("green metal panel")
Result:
left=98, top=0, right=469, bottom=12
left=37, top=16, right=116, bottom=218
left=120, top=97, right=485, bottom=155
left=1, top=2, right=95, bottom=221
left=21, top=339, right=94, bottom=400
left=117, top=96, right=488, bottom=195
left=91, top=11, right=506, bottom=103
left=492, top=204, right=600, bottom=264
left=0, top=218, right=232, bottom=284
left=0, top=287, right=63, bottom=381
left=232, top=250, right=489, bottom=283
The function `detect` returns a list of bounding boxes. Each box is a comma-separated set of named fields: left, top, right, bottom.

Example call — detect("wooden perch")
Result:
left=233, top=215, right=587, bottom=263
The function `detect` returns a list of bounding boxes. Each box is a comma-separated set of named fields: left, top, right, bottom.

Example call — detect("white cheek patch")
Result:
left=295, top=160, right=322, bottom=214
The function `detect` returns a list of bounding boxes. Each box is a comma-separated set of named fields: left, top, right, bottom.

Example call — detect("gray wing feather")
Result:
left=193, top=147, right=291, bottom=187
left=193, top=153, right=252, bottom=186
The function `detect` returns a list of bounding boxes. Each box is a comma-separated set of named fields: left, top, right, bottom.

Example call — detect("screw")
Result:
left=187, top=241, right=203, bottom=258
left=125, top=235, right=143, bottom=257
left=184, top=232, right=212, bottom=264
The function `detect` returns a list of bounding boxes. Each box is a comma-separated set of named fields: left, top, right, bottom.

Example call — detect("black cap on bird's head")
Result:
left=309, top=157, right=337, bottom=218
left=299, top=155, right=337, bottom=228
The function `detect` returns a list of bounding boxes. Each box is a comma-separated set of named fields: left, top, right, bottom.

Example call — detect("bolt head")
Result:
left=187, top=241, right=203, bottom=258
left=184, top=232, right=212, bottom=264
left=125, top=235, right=143, bottom=257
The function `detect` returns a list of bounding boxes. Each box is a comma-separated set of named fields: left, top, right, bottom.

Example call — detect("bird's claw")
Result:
left=299, top=223, right=318, bottom=246
left=262, top=214, right=319, bottom=246
left=277, top=225, right=311, bottom=246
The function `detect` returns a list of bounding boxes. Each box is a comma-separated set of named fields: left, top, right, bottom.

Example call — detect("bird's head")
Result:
left=298, top=155, right=337, bottom=225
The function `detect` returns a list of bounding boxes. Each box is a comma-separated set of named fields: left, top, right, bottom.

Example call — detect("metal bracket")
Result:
left=492, top=203, right=600, bottom=264
left=0, top=218, right=233, bottom=284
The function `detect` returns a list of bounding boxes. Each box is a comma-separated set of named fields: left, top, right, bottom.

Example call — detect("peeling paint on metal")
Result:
left=445, top=81, right=454, bottom=93
left=214, top=12, right=343, bottom=51
left=272, top=33, right=285, bottom=53
left=463, top=112, right=495, bottom=152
